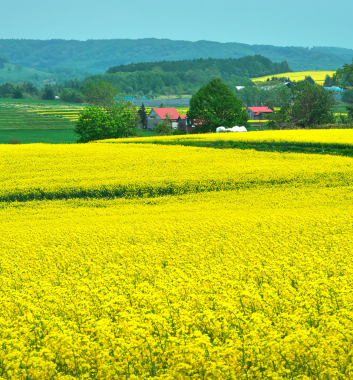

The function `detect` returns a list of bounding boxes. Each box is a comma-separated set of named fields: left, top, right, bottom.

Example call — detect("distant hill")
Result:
left=0, top=39, right=351, bottom=74
left=107, top=55, right=292, bottom=79
left=85, top=55, right=290, bottom=97
left=0, top=62, right=91, bottom=87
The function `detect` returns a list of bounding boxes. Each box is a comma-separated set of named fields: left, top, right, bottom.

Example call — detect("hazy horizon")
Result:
left=0, top=37, right=350, bottom=51
left=1, top=0, right=352, bottom=50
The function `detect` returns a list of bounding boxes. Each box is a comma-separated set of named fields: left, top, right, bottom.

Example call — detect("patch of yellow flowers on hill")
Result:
left=252, top=71, right=335, bottom=84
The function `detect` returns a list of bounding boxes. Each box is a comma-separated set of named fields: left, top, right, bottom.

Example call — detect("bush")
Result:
left=60, top=88, right=85, bottom=103
left=342, top=90, right=353, bottom=104
left=74, top=103, right=139, bottom=143
left=155, top=122, right=172, bottom=136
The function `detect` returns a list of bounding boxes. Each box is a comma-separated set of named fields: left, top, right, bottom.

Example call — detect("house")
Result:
left=246, top=107, right=273, bottom=121
left=147, top=108, right=180, bottom=130
left=177, top=115, right=187, bottom=123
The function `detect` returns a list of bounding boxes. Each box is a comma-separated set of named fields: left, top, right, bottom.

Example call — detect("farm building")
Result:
left=147, top=108, right=180, bottom=130
left=246, top=107, right=273, bottom=120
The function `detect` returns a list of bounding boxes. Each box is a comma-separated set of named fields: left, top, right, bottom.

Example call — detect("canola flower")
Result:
left=1, top=143, right=353, bottom=201
left=2, top=138, right=353, bottom=378
left=1, top=186, right=353, bottom=379
left=252, top=71, right=336, bottom=84
left=100, top=129, right=353, bottom=149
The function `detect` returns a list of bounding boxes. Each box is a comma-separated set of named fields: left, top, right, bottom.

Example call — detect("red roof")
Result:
left=248, top=107, right=273, bottom=115
left=153, top=108, right=180, bottom=120
left=179, top=115, right=187, bottom=119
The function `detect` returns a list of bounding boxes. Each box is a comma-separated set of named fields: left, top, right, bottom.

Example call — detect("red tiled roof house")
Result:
left=246, top=107, right=273, bottom=121
left=147, top=108, right=180, bottom=130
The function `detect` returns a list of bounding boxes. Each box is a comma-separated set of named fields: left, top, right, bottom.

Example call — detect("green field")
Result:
left=0, top=98, right=350, bottom=144
left=0, top=129, right=77, bottom=144
left=0, top=98, right=85, bottom=106
left=0, top=100, right=78, bottom=143
left=0, top=106, right=76, bottom=130
left=0, top=100, right=157, bottom=143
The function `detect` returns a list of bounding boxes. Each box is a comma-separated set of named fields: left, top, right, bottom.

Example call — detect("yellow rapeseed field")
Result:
left=2, top=135, right=353, bottom=378
left=101, top=129, right=353, bottom=149
left=1, top=143, right=353, bottom=202
left=252, top=71, right=335, bottom=84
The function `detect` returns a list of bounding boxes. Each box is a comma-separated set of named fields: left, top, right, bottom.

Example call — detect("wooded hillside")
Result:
left=0, top=39, right=350, bottom=73
left=84, top=55, right=289, bottom=97
left=107, top=55, right=292, bottom=79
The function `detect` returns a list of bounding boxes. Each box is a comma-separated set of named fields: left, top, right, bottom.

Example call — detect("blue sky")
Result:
left=1, top=0, right=352, bottom=49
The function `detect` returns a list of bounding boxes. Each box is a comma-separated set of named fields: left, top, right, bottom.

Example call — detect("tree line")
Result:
left=1, top=38, right=351, bottom=72
left=87, top=55, right=291, bottom=98
left=107, top=55, right=292, bottom=79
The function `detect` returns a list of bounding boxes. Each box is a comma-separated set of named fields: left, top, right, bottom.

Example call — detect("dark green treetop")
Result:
left=187, top=78, right=249, bottom=133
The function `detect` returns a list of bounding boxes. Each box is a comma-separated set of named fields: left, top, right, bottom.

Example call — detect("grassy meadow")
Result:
left=1, top=130, right=353, bottom=378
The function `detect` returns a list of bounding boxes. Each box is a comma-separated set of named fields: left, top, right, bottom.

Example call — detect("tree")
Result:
left=305, top=76, right=315, bottom=85
left=0, top=82, right=15, bottom=98
left=333, top=59, right=353, bottom=88
left=266, top=80, right=335, bottom=128
left=266, top=87, right=292, bottom=128
left=74, top=101, right=139, bottom=143
left=154, top=114, right=173, bottom=136
left=42, top=85, right=55, bottom=100
left=138, top=103, right=148, bottom=129
left=60, top=88, right=85, bottom=103
left=22, top=83, right=39, bottom=96
left=12, top=87, right=23, bottom=99
left=83, top=81, right=119, bottom=109
left=341, top=90, right=353, bottom=104
left=323, top=75, right=334, bottom=87
left=187, top=78, right=249, bottom=133
left=0, top=55, right=9, bottom=69
left=15, top=64, right=23, bottom=72
left=0, top=55, right=9, bottom=63
left=346, top=105, right=353, bottom=121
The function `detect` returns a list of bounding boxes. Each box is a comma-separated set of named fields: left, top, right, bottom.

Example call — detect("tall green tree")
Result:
left=334, top=59, right=353, bottom=121
left=333, top=59, right=353, bottom=88
left=266, top=80, right=335, bottom=128
left=187, top=78, right=249, bottom=133
left=138, top=103, right=148, bottom=128
left=83, top=81, right=120, bottom=109
left=12, top=86, right=23, bottom=99
left=74, top=101, right=139, bottom=143
left=305, top=75, right=315, bottom=85
left=323, top=74, right=334, bottom=87
left=41, top=85, right=55, bottom=100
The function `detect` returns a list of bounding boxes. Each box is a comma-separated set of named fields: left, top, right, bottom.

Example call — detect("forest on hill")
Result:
left=107, top=55, right=292, bottom=79
left=0, top=38, right=351, bottom=73
left=83, top=55, right=290, bottom=98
